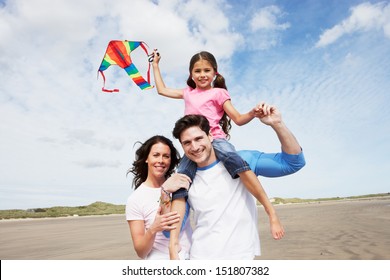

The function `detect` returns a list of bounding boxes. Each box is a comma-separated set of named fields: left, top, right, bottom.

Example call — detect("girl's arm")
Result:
left=169, top=198, right=187, bottom=260
left=152, top=51, right=184, bottom=99
left=223, top=100, right=256, bottom=126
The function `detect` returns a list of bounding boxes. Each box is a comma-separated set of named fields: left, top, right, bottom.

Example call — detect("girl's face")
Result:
left=191, top=59, right=216, bottom=90
left=146, top=142, right=172, bottom=180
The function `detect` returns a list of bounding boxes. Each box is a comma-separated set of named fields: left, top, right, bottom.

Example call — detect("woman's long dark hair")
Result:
left=186, top=51, right=232, bottom=138
left=127, top=135, right=180, bottom=189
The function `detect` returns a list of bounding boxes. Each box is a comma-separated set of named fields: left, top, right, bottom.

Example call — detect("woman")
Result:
left=125, top=135, right=192, bottom=260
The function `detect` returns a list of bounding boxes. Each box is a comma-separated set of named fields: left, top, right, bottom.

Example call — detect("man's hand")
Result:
left=162, top=173, right=191, bottom=193
left=254, top=102, right=282, bottom=127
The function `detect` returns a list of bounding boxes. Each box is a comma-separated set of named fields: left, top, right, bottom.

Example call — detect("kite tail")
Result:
left=139, top=42, right=153, bottom=88
left=98, top=70, right=120, bottom=93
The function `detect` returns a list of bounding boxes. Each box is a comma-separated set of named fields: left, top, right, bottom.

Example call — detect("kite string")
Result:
left=139, top=42, right=152, bottom=85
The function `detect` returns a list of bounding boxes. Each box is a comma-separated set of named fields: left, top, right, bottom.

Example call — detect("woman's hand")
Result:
left=149, top=206, right=180, bottom=234
left=162, top=173, right=191, bottom=193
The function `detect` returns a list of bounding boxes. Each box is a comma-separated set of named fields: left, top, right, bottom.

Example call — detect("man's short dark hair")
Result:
left=172, top=114, right=210, bottom=142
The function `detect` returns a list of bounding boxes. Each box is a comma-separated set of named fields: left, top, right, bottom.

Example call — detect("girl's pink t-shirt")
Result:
left=183, top=87, right=230, bottom=139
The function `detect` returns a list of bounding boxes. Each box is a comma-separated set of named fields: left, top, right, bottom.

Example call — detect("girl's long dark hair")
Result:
left=186, top=51, right=232, bottom=138
left=127, top=135, right=180, bottom=189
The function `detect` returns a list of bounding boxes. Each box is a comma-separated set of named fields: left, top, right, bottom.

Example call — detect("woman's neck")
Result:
left=144, top=177, right=165, bottom=188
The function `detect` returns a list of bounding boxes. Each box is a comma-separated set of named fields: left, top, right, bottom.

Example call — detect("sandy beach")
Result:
left=0, top=198, right=389, bottom=260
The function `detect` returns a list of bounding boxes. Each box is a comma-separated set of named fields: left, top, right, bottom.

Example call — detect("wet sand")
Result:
left=0, top=198, right=389, bottom=260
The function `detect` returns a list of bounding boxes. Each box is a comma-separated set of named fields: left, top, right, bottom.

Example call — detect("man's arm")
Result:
left=239, top=103, right=305, bottom=177
left=257, top=103, right=301, bottom=154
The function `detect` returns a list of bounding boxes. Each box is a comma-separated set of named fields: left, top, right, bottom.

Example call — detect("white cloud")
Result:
left=250, top=5, right=290, bottom=32
left=0, top=0, right=246, bottom=209
left=173, top=0, right=243, bottom=58
left=316, top=1, right=390, bottom=47
left=1, top=0, right=390, bottom=210
left=63, top=129, right=125, bottom=151
left=75, top=159, right=122, bottom=169
left=245, top=5, right=290, bottom=50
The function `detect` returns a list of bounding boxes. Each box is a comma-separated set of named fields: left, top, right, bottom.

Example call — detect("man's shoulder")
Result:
left=196, top=160, right=225, bottom=173
left=194, top=161, right=239, bottom=186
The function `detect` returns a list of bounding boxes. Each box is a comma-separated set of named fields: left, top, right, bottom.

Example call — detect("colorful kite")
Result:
left=98, top=40, right=154, bottom=92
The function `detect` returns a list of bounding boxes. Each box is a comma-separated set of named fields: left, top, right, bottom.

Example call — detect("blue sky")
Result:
left=0, top=0, right=389, bottom=210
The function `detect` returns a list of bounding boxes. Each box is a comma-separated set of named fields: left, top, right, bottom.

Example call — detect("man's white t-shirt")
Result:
left=126, top=183, right=192, bottom=260
left=188, top=161, right=261, bottom=259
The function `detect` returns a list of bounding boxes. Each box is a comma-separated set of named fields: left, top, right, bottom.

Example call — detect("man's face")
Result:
left=180, top=126, right=215, bottom=168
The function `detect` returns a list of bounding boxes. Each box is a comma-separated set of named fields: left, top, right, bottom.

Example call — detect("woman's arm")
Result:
left=152, top=51, right=184, bottom=99
left=128, top=220, right=157, bottom=259
left=128, top=207, right=180, bottom=259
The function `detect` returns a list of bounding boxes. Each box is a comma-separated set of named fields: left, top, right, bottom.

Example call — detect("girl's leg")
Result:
left=162, top=156, right=195, bottom=238
left=213, top=139, right=285, bottom=239
left=212, top=139, right=247, bottom=178
left=176, top=155, right=197, bottom=180
left=162, top=201, right=190, bottom=238
left=238, top=170, right=284, bottom=239
left=172, top=155, right=196, bottom=202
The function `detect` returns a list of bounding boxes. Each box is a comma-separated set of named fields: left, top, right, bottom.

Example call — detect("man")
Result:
left=167, top=103, right=305, bottom=259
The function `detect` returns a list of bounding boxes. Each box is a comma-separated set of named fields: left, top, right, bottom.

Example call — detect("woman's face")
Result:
left=146, top=142, right=172, bottom=180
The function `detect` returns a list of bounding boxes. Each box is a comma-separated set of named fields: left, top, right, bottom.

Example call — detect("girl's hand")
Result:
left=151, top=49, right=161, bottom=66
left=254, top=102, right=283, bottom=126
left=254, top=101, right=272, bottom=117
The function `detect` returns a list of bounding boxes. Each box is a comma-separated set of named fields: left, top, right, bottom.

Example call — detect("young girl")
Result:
left=152, top=50, right=284, bottom=238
